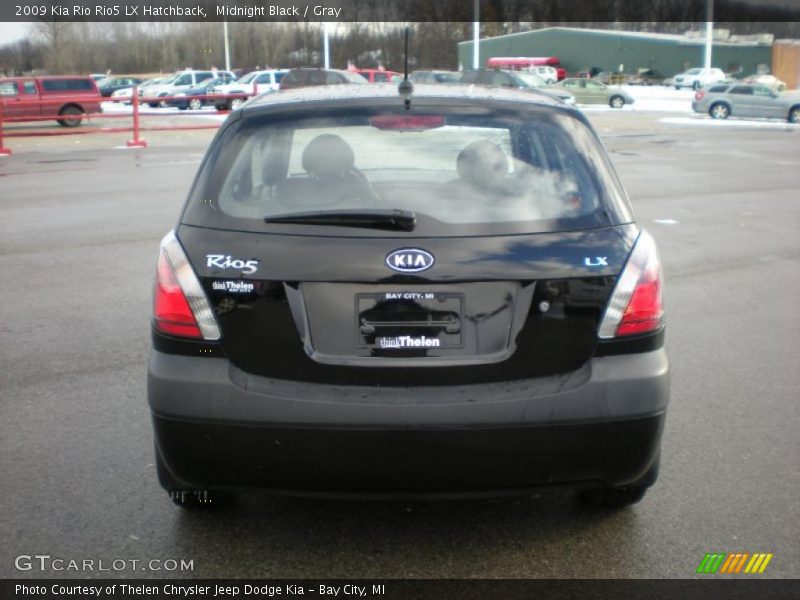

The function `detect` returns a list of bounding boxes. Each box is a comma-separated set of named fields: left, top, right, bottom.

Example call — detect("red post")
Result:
left=126, top=85, right=147, bottom=148
left=0, top=99, right=12, bottom=156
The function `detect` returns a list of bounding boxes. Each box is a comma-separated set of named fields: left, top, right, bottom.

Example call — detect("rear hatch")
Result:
left=174, top=97, right=637, bottom=386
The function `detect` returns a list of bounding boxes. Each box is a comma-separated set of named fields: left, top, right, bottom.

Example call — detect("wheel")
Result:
left=580, top=455, right=659, bottom=509
left=674, top=85, right=680, bottom=90
left=188, top=98, right=203, bottom=111
left=229, top=97, right=245, bottom=110
left=692, top=81, right=701, bottom=90
left=158, top=98, right=169, bottom=108
left=169, top=489, right=233, bottom=509
left=609, top=95, right=625, bottom=109
left=155, top=449, right=233, bottom=509
left=580, top=485, right=648, bottom=507
left=709, top=102, right=730, bottom=120
left=57, top=106, right=83, bottom=127
left=147, top=102, right=159, bottom=108
left=788, top=106, right=800, bottom=124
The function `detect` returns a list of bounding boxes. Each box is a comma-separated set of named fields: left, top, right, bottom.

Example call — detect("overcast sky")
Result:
left=0, top=22, right=30, bottom=43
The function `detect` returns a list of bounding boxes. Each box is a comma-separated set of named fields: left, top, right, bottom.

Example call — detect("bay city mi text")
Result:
left=16, top=4, right=343, bottom=18
left=16, top=583, right=386, bottom=597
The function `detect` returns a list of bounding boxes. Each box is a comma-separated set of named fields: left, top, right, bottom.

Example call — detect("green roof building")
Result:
left=458, top=27, right=773, bottom=77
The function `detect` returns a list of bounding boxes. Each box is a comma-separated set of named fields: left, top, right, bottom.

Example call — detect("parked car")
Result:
left=692, top=82, right=800, bottom=122
left=745, top=74, right=787, bottom=93
left=148, top=83, right=668, bottom=509
left=168, top=78, right=233, bottom=110
left=109, top=77, right=169, bottom=104
left=672, top=67, right=726, bottom=90
left=626, top=69, right=667, bottom=86
left=279, top=68, right=368, bottom=90
left=594, top=72, right=629, bottom=85
left=211, top=70, right=287, bottom=110
left=90, top=73, right=108, bottom=82
left=528, top=66, right=559, bottom=84
left=0, top=76, right=102, bottom=127
left=98, top=76, right=142, bottom=97
left=353, top=68, right=402, bottom=83
left=409, top=70, right=462, bottom=85
left=459, top=69, right=574, bottom=104
left=553, top=78, right=634, bottom=108
left=143, top=70, right=235, bottom=107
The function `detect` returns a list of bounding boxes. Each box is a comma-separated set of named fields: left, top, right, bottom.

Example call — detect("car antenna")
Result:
left=398, top=26, right=413, bottom=108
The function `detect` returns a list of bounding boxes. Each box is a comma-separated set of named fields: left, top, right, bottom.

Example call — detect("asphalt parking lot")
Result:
left=1, top=109, right=798, bottom=579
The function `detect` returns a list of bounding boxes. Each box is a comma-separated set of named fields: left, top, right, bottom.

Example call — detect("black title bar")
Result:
left=3, top=0, right=800, bottom=22
left=3, top=579, right=800, bottom=600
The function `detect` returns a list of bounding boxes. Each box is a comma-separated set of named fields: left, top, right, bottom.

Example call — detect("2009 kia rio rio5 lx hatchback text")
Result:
left=148, top=83, right=668, bottom=509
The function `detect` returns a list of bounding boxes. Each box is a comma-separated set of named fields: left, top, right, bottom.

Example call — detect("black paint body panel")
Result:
left=174, top=223, right=637, bottom=385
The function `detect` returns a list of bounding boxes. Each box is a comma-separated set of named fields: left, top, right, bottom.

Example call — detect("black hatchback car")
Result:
left=149, top=84, right=668, bottom=508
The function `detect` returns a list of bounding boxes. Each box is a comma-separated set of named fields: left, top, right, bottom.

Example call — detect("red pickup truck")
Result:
left=0, top=76, right=102, bottom=127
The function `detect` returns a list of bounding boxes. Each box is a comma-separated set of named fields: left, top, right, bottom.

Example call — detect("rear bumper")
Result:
left=149, top=349, right=668, bottom=496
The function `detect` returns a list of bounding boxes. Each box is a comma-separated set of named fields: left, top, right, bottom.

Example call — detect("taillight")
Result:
left=152, top=231, right=221, bottom=340
left=695, top=91, right=705, bottom=101
left=598, top=230, right=664, bottom=339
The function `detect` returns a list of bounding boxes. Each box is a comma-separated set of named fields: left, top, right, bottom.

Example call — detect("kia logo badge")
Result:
left=386, top=248, right=435, bottom=273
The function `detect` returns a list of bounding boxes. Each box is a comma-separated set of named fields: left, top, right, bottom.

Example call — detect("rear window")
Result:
left=183, top=106, right=632, bottom=237
left=40, top=78, right=94, bottom=92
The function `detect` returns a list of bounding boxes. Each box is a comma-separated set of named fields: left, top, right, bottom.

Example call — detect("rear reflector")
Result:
left=152, top=231, right=221, bottom=341
left=598, top=230, right=664, bottom=339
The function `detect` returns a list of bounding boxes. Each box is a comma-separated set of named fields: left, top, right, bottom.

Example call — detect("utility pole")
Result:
left=323, top=22, right=330, bottom=69
left=473, top=0, right=480, bottom=69
left=223, top=21, right=231, bottom=71
left=704, top=0, right=714, bottom=69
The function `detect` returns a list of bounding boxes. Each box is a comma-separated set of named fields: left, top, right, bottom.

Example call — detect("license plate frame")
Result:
left=355, top=291, right=465, bottom=350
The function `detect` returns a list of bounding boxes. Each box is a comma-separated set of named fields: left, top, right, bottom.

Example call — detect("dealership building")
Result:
left=458, top=26, right=799, bottom=86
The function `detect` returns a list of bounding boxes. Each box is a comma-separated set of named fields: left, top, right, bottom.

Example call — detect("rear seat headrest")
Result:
left=302, top=134, right=355, bottom=178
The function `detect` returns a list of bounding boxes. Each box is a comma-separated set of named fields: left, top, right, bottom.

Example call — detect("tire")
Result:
left=169, top=490, right=233, bottom=509
left=788, top=106, right=800, bottom=124
left=188, top=98, right=203, bottom=111
left=709, top=102, right=730, bottom=120
left=580, top=455, right=659, bottom=509
left=674, top=85, right=681, bottom=90
left=692, top=81, right=701, bottom=90
left=230, top=97, right=245, bottom=110
left=609, top=95, right=625, bottom=109
left=56, top=106, right=83, bottom=127
left=158, top=99, right=169, bottom=108
left=580, top=485, right=648, bottom=508
left=155, top=449, right=233, bottom=509
left=147, top=103, right=159, bottom=108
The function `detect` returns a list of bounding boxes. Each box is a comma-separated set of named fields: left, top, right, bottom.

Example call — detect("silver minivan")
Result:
left=692, top=83, right=800, bottom=122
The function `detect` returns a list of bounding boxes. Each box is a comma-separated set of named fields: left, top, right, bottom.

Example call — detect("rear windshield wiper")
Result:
left=265, top=209, right=416, bottom=232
